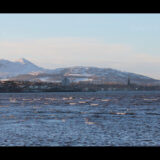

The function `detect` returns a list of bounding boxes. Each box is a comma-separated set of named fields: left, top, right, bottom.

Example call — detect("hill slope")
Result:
left=0, top=59, right=159, bottom=85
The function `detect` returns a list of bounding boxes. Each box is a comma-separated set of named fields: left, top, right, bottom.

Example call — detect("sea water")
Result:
left=0, top=91, right=160, bottom=146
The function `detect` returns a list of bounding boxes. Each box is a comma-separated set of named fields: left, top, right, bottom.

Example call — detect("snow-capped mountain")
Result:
left=0, top=58, right=160, bottom=85
left=0, top=58, right=49, bottom=78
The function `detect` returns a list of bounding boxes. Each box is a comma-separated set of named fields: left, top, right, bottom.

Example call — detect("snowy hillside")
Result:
left=49, top=66, right=160, bottom=85
left=0, top=58, right=48, bottom=78
left=0, top=59, right=160, bottom=85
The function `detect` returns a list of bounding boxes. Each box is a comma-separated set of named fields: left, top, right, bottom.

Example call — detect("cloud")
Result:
left=0, top=37, right=133, bottom=64
left=0, top=37, right=160, bottom=79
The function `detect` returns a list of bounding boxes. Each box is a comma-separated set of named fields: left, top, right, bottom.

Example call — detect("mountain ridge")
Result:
left=0, top=58, right=159, bottom=85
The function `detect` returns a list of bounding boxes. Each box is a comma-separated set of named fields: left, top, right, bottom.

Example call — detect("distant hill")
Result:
left=0, top=58, right=160, bottom=85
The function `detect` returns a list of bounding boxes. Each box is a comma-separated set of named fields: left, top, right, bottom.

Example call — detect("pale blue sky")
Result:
left=0, top=14, right=160, bottom=79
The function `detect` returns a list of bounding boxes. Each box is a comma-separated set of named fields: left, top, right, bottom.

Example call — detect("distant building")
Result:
left=62, top=77, right=70, bottom=86
left=127, top=77, right=131, bottom=86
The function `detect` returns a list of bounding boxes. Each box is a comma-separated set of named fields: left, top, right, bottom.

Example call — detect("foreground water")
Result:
left=0, top=91, right=160, bottom=146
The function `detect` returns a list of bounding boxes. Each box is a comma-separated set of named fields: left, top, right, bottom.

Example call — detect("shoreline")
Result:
left=1, top=90, right=160, bottom=94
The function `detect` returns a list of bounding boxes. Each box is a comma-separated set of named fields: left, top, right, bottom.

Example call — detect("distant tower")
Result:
left=62, top=77, right=70, bottom=86
left=127, top=77, right=131, bottom=86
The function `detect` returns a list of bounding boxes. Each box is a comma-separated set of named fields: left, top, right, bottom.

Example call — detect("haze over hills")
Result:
left=0, top=58, right=159, bottom=85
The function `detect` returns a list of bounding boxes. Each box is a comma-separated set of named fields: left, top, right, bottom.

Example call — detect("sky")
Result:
left=0, top=14, right=160, bottom=79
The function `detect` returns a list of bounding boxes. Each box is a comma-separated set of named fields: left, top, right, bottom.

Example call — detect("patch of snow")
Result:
left=71, top=78, right=93, bottom=82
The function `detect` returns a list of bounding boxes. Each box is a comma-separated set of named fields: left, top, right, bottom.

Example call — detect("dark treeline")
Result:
left=0, top=80, right=160, bottom=93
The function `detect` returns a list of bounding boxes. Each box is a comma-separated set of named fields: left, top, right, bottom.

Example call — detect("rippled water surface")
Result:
left=0, top=91, right=160, bottom=146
